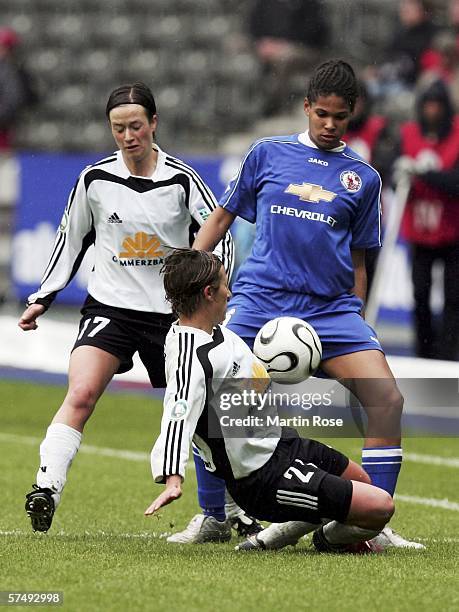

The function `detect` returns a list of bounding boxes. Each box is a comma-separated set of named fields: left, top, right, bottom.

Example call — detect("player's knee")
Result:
left=367, top=388, right=403, bottom=426
left=380, top=388, right=404, bottom=418
left=66, top=383, right=98, bottom=413
left=378, top=490, right=395, bottom=523
left=371, top=490, right=395, bottom=527
left=389, top=388, right=404, bottom=415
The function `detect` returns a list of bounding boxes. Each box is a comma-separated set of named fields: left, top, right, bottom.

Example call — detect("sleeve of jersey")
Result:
left=218, top=144, right=258, bottom=223
left=26, top=172, right=95, bottom=309
left=150, top=333, right=206, bottom=484
left=187, top=170, right=235, bottom=281
left=350, top=171, right=382, bottom=249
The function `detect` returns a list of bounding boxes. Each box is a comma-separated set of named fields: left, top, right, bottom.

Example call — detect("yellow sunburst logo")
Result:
left=119, top=232, right=164, bottom=258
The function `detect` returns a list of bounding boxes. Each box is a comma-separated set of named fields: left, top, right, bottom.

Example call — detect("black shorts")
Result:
left=227, top=432, right=352, bottom=524
left=72, top=295, right=175, bottom=387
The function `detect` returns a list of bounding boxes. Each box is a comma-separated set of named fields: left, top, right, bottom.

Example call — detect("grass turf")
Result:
left=1, top=380, right=458, bottom=612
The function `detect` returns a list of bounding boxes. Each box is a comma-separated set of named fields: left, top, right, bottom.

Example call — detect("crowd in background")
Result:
left=0, top=0, right=458, bottom=360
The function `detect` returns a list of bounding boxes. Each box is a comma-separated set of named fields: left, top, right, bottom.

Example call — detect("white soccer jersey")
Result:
left=27, top=146, right=234, bottom=313
left=151, top=323, right=281, bottom=483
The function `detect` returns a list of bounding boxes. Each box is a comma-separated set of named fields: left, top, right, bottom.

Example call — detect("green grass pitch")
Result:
left=1, top=379, right=458, bottom=612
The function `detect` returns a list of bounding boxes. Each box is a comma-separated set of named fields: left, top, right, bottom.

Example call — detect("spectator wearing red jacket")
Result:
left=398, top=80, right=459, bottom=359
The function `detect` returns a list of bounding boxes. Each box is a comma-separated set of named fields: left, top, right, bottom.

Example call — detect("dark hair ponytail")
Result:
left=106, top=82, right=156, bottom=120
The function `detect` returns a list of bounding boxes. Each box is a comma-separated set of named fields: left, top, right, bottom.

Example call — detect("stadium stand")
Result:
left=1, top=0, right=266, bottom=152
left=0, top=0, right=413, bottom=154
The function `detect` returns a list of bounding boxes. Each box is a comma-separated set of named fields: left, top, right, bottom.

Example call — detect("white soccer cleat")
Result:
left=166, top=514, right=231, bottom=544
left=235, top=521, right=315, bottom=551
left=369, top=526, right=426, bottom=550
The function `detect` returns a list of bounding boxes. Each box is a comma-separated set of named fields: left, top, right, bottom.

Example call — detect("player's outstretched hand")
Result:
left=144, top=475, right=182, bottom=516
left=18, top=304, right=46, bottom=331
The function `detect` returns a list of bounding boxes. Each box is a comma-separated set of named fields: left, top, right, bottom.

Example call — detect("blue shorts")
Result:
left=225, top=284, right=383, bottom=362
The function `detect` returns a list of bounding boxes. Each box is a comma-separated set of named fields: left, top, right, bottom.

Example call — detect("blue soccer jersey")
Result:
left=220, top=131, right=382, bottom=298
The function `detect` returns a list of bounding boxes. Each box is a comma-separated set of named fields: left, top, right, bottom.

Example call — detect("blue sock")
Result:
left=193, top=450, right=226, bottom=522
left=361, top=446, right=402, bottom=497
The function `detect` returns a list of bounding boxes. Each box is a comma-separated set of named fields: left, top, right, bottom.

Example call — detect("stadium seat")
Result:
left=70, top=120, right=113, bottom=152
left=123, top=49, right=165, bottom=81
left=176, top=0, right=221, bottom=16
left=44, top=15, right=91, bottom=48
left=19, top=120, right=63, bottom=150
left=27, top=48, right=79, bottom=92
left=179, top=50, right=214, bottom=79
left=155, top=86, right=182, bottom=121
left=95, top=15, right=133, bottom=48
left=8, top=0, right=392, bottom=152
left=190, top=15, right=235, bottom=47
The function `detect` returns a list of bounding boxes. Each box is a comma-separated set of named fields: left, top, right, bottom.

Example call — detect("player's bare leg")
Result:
left=25, top=346, right=120, bottom=532
left=321, top=349, right=402, bottom=447
left=321, top=349, right=424, bottom=549
left=52, top=346, right=121, bottom=431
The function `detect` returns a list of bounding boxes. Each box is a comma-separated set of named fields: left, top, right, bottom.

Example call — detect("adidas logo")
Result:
left=108, top=212, right=123, bottom=223
left=232, top=361, right=241, bottom=376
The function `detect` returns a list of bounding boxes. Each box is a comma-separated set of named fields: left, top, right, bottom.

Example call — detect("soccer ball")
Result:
left=253, top=317, right=322, bottom=384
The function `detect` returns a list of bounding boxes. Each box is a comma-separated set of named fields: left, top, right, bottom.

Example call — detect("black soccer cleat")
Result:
left=25, top=485, right=55, bottom=533
left=228, top=514, right=264, bottom=538
left=312, top=526, right=334, bottom=552
left=312, top=526, right=376, bottom=554
left=235, top=535, right=267, bottom=551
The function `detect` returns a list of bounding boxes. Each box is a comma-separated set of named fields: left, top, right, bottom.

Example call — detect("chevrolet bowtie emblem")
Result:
left=285, top=183, right=337, bottom=203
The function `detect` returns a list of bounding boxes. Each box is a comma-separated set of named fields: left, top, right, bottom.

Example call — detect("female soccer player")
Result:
left=145, top=248, right=395, bottom=554
left=20, top=82, right=234, bottom=533
left=181, top=60, right=423, bottom=549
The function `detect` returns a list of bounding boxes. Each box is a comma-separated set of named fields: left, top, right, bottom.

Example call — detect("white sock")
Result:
left=258, top=521, right=319, bottom=546
left=323, top=521, right=380, bottom=545
left=36, top=423, right=82, bottom=501
left=224, top=490, right=245, bottom=520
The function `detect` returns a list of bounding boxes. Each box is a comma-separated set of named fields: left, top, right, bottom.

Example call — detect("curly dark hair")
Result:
left=161, top=248, right=222, bottom=317
left=306, top=60, right=358, bottom=112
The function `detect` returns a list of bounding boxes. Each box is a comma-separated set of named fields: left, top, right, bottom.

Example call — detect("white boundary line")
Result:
left=404, top=452, right=459, bottom=469
left=2, top=433, right=459, bottom=469
left=2, top=433, right=459, bottom=516
left=395, top=494, right=459, bottom=512
left=0, top=432, right=149, bottom=462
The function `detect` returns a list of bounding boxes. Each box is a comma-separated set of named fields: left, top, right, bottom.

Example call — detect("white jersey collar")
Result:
left=298, top=130, right=346, bottom=153
left=173, top=321, right=217, bottom=339
left=116, top=143, right=165, bottom=179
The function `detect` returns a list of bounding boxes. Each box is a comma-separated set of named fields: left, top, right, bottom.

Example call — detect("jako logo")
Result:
left=119, top=232, right=164, bottom=259
left=308, top=157, right=328, bottom=166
